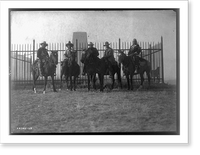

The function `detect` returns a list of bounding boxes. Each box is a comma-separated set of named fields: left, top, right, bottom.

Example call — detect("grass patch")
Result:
left=10, top=86, right=177, bottom=133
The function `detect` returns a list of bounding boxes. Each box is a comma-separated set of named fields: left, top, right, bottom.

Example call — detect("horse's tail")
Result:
left=144, top=60, right=151, bottom=73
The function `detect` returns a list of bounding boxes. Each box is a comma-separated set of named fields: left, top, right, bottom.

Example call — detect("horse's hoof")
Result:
left=43, top=91, right=46, bottom=94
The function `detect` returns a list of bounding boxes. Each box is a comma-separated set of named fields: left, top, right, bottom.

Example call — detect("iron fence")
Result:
left=10, top=37, right=164, bottom=86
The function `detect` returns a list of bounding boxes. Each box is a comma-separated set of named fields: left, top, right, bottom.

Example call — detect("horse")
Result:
left=60, top=51, right=80, bottom=91
left=103, top=60, right=122, bottom=90
left=118, top=50, right=151, bottom=90
left=80, top=49, right=99, bottom=91
left=151, top=67, right=160, bottom=83
left=32, top=51, right=58, bottom=94
left=81, top=49, right=122, bottom=91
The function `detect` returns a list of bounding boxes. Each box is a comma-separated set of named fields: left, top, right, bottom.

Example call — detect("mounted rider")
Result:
left=37, top=41, right=49, bottom=76
left=103, top=42, right=116, bottom=65
left=103, top=41, right=117, bottom=76
left=128, top=38, right=142, bottom=73
left=63, top=41, right=75, bottom=66
left=82, top=42, right=99, bottom=75
left=65, top=41, right=74, bottom=58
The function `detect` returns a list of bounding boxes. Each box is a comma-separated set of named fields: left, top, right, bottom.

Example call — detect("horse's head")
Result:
left=85, top=49, right=93, bottom=58
left=80, top=49, right=92, bottom=63
left=80, top=49, right=87, bottom=63
left=117, top=50, right=126, bottom=64
left=50, top=51, right=58, bottom=65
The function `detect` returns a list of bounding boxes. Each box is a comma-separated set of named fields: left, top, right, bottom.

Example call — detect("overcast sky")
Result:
left=11, top=10, right=176, bottom=82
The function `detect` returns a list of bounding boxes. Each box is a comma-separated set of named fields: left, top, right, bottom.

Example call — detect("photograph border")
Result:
left=9, top=8, right=180, bottom=136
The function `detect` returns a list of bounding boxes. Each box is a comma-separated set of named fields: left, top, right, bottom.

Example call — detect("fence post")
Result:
left=30, top=56, right=32, bottom=80
left=152, top=42, right=155, bottom=82
left=24, top=53, right=26, bottom=84
left=76, top=39, right=78, bottom=62
left=149, top=44, right=152, bottom=71
left=33, top=39, right=35, bottom=61
left=161, top=36, right=164, bottom=83
left=119, top=38, right=122, bottom=77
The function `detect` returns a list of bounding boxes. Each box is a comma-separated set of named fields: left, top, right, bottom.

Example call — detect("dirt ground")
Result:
left=10, top=84, right=177, bottom=134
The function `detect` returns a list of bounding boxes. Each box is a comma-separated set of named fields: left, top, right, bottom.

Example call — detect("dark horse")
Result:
left=118, top=50, right=151, bottom=90
left=81, top=50, right=122, bottom=91
left=32, top=51, right=58, bottom=94
left=104, top=60, right=122, bottom=90
left=60, top=51, right=80, bottom=91
left=80, top=50, right=98, bottom=91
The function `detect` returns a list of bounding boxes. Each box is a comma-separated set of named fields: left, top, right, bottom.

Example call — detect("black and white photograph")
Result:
left=0, top=0, right=189, bottom=145
left=9, top=8, right=178, bottom=135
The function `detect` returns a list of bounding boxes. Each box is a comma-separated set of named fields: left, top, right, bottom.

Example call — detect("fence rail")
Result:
left=10, top=37, right=164, bottom=86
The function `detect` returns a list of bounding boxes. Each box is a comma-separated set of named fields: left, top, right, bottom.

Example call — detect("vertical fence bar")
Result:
left=18, top=44, right=20, bottom=84
left=152, top=42, right=155, bottom=82
left=159, top=42, right=161, bottom=74
left=33, top=40, right=35, bottom=62
left=161, top=36, right=164, bottom=83
left=141, top=42, right=144, bottom=58
left=15, top=44, right=17, bottom=81
left=149, top=43, right=152, bottom=69
left=29, top=55, right=33, bottom=80
left=24, top=53, right=26, bottom=84
left=118, top=38, right=122, bottom=77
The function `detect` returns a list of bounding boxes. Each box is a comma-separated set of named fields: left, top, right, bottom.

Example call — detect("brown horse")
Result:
left=118, top=50, right=151, bottom=90
left=60, top=51, right=80, bottom=91
left=32, top=51, right=58, bottom=94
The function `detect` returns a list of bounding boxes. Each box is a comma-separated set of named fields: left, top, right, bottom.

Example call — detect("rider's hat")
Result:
left=66, top=41, right=74, bottom=47
left=88, top=42, right=94, bottom=47
left=40, top=41, right=48, bottom=47
left=133, top=38, right=138, bottom=44
left=103, top=41, right=110, bottom=46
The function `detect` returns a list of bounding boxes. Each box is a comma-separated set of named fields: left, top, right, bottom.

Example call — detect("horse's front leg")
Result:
left=32, top=70, right=39, bottom=93
left=130, top=74, right=133, bottom=90
left=60, top=70, right=63, bottom=90
left=117, top=68, right=122, bottom=89
left=111, top=73, right=115, bottom=90
left=126, top=75, right=130, bottom=90
left=73, top=76, right=76, bottom=91
left=51, top=75, right=57, bottom=92
left=70, top=75, right=73, bottom=91
left=138, top=72, right=144, bottom=90
left=43, top=76, right=48, bottom=94
left=146, top=71, right=151, bottom=89
left=66, top=75, right=69, bottom=90
left=98, top=73, right=104, bottom=92
left=87, top=74, right=91, bottom=91
left=92, top=74, right=96, bottom=90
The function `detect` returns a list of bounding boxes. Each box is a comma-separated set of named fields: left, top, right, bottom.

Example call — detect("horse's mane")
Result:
left=138, top=57, right=146, bottom=62
left=120, top=53, right=132, bottom=67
